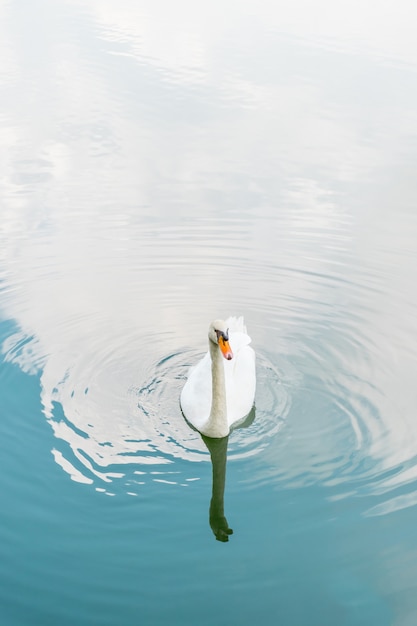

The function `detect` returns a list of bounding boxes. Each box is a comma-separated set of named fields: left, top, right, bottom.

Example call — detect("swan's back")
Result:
left=223, top=323, right=255, bottom=424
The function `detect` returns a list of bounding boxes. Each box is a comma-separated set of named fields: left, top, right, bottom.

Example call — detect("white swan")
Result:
left=180, top=316, right=256, bottom=438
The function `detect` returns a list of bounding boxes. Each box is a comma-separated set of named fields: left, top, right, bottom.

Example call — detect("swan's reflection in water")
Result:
left=202, top=434, right=233, bottom=542
left=200, top=407, right=256, bottom=542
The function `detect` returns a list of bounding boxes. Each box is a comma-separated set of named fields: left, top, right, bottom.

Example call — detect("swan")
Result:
left=180, top=316, right=256, bottom=438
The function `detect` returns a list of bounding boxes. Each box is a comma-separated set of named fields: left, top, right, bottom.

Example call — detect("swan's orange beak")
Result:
left=219, top=336, right=233, bottom=360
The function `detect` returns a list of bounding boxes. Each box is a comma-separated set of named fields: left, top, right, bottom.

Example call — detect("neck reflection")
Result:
left=201, top=434, right=233, bottom=542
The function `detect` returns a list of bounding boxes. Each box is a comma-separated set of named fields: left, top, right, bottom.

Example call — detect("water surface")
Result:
left=1, top=1, right=417, bottom=624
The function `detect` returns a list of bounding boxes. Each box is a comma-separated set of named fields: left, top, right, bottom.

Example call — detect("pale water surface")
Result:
left=1, top=1, right=417, bottom=625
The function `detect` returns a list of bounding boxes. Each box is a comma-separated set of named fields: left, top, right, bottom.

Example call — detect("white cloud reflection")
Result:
left=0, top=0, right=417, bottom=501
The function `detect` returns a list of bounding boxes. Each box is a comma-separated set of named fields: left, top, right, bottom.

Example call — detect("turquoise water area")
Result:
left=1, top=1, right=417, bottom=625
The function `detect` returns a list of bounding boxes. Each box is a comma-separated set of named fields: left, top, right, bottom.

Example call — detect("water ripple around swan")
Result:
left=1, top=319, right=292, bottom=493
left=1, top=208, right=417, bottom=512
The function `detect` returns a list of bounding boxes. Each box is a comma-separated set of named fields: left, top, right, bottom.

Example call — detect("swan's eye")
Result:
left=215, top=329, right=229, bottom=342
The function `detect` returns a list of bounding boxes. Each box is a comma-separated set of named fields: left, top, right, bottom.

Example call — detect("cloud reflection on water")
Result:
left=0, top=0, right=417, bottom=508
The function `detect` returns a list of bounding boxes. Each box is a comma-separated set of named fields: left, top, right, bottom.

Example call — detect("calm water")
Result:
left=1, top=1, right=417, bottom=624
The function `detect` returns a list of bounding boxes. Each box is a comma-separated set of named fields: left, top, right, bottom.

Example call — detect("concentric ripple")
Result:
left=0, top=321, right=292, bottom=493
left=1, top=203, right=417, bottom=510
left=136, top=348, right=291, bottom=461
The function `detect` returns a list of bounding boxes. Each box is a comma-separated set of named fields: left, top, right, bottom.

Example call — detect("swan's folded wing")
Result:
left=180, top=352, right=212, bottom=426
left=229, top=330, right=251, bottom=353
left=224, top=344, right=256, bottom=425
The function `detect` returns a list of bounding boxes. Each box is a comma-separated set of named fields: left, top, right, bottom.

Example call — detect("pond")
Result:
left=1, top=1, right=417, bottom=624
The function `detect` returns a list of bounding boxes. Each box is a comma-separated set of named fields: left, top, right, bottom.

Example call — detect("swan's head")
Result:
left=208, top=320, right=233, bottom=360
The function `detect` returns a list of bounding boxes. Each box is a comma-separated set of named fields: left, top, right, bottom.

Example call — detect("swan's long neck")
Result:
left=202, top=340, right=229, bottom=438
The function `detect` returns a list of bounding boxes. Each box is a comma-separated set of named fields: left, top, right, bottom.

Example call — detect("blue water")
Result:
left=2, top=0, right=417, bottom=624
left=0, top=345, right=398, bottom=626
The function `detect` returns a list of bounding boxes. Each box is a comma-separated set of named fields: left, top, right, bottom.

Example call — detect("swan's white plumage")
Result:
left=180, top=316, right=256, bottom=436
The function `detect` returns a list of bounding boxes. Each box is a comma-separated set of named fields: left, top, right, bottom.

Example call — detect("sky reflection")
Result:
left=0, top=0, right=417, bottom=507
